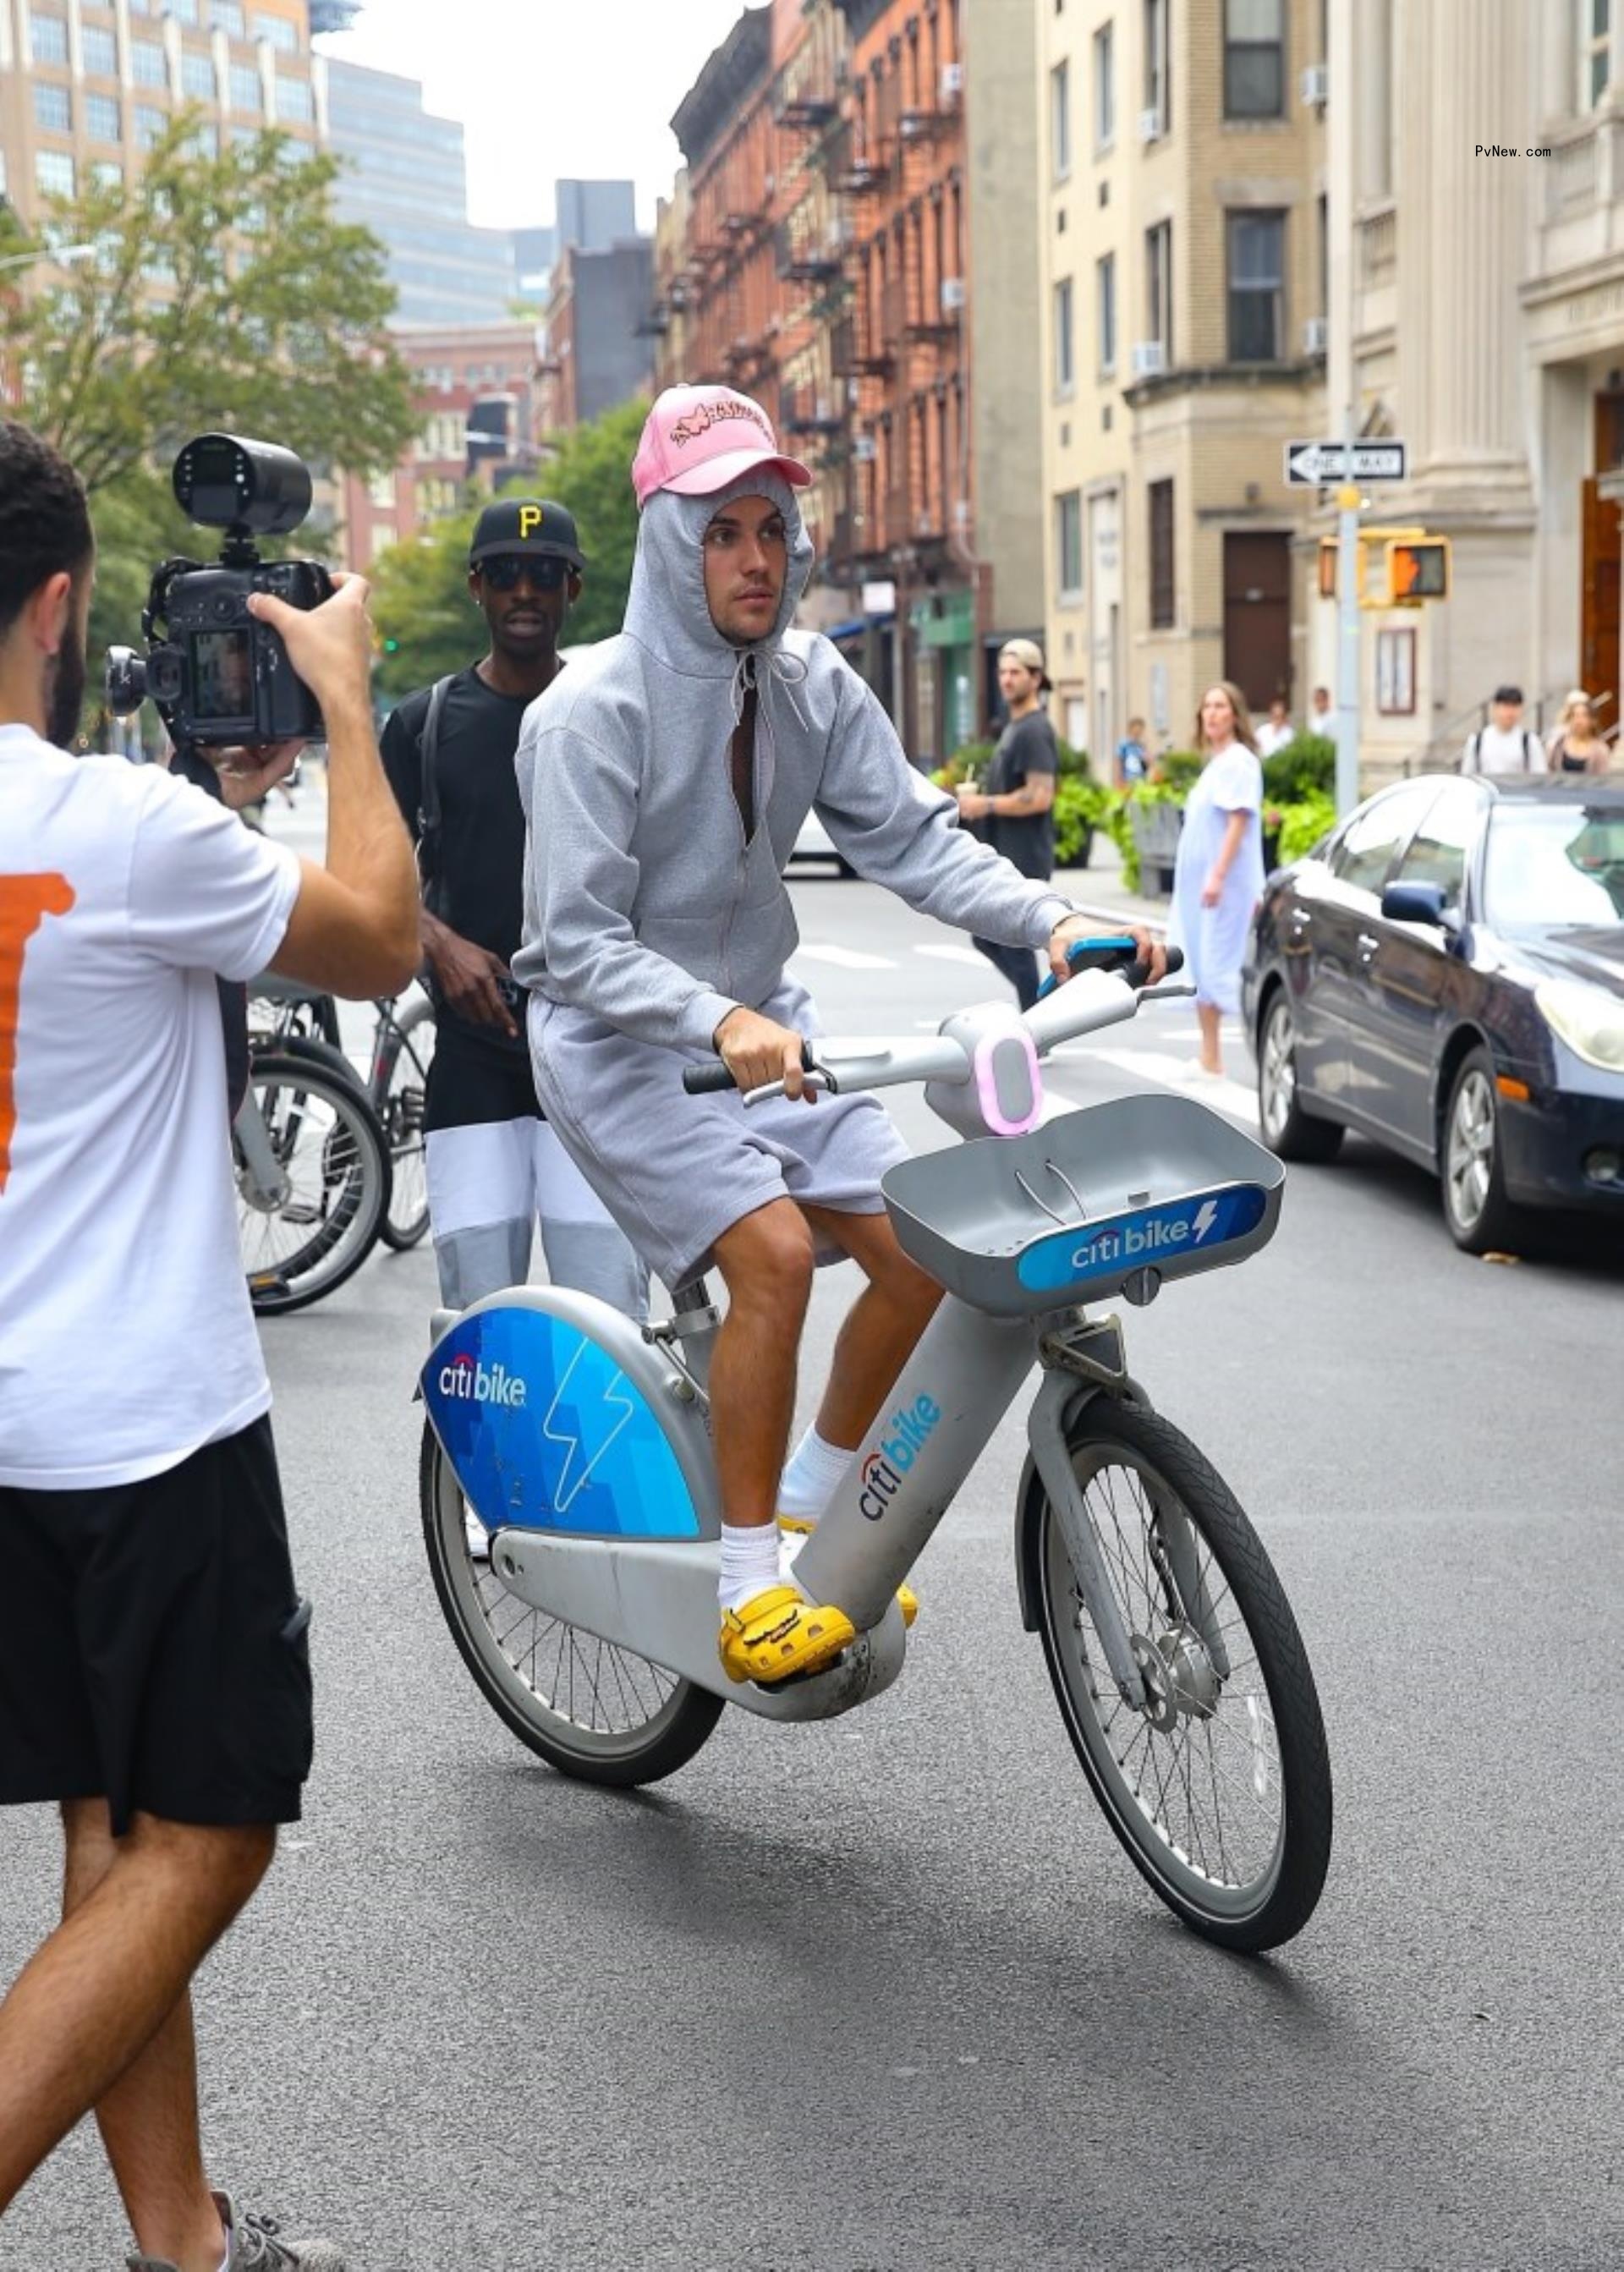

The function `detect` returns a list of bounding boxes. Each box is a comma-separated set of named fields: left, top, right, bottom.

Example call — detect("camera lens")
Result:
left=173, top=434, right=312, bottom=537
left=104, top=646, right=147, bottom=717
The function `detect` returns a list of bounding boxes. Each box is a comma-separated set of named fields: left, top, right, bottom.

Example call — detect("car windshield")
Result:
left=1483, top=804, right=1624, bottom=930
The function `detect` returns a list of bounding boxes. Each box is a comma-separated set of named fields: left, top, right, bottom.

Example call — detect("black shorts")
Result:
left=423, top=1010, right=541, bottom=1134
left=0, top=1416, right=314, bottom=1836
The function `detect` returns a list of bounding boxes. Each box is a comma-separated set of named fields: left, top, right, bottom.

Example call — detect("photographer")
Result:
left=0, top=421, right=415, bottom=2270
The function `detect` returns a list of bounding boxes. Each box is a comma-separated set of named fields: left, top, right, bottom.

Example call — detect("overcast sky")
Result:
left=318, top=0, right=756, bottom=234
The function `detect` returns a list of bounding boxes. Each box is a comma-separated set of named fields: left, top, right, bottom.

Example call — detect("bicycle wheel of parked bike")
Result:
left=1029, top=1399, right=1331, bottom=1952
left=237, top=1052, right=392, bottom=1316
left=373, top=995, right=435, bottom=1253
left=420, top=1422, right=723, bottom=1786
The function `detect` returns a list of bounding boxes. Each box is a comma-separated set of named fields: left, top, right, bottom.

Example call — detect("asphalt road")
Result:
left=6, top=852, right=1622, bottom=2272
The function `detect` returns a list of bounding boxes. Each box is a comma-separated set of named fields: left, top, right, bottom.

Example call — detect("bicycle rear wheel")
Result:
left=236, top=1054, right=391, bottom=1315
left=1029, top=1398, right=1331, bottom=1951
left=420, top=1422, right=723, bottom=1786
left=373, top=995, right=434, bottom=1252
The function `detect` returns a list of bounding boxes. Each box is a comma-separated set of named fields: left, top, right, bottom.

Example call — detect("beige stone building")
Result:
left=1039, top=0, right=1330, bottom=766
left=1330, top=0, right=1624, bottom=771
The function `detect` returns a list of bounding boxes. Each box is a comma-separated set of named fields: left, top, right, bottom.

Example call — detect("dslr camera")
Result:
left=107, top=433, right=333, bottom=749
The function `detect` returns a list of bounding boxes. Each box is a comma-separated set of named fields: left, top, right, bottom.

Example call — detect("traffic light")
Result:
left=1318, top=537, right=1338, bottom=600
left=381, top=634, right=400, bottom=653
left=1385, top=538, right=1451, bottom=604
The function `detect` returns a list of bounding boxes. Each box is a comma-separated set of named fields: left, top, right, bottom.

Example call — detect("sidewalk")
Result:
left=1054, top=828, right=1169, bottom=934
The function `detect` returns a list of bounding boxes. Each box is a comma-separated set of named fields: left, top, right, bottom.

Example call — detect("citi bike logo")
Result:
left=1071, top=1198, right=1220, bottom=1277
left=437, top=1351, right=528, bottom=1409
left=858, top=1394, right=942, bottom=1521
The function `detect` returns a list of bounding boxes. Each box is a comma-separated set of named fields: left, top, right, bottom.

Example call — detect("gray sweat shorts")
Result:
left=528, top=978, right=911, bottom=1290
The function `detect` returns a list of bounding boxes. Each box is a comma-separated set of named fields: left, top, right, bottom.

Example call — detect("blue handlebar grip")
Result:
left=1034, top=933, right=1144, bottom=1002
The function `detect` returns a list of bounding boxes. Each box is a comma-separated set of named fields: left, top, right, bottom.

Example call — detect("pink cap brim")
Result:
left=657, top=446, right=813, bottom=500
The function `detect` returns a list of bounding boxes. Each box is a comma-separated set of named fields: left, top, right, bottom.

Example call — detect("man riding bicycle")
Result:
left=513, top=385, right=1163, bottom=1686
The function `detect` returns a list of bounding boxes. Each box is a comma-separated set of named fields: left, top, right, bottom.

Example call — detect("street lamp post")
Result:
left=0, top=242, right=97, bottom=275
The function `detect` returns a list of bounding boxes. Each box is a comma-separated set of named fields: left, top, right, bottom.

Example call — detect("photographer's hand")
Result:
left=208, top=741, right=305, bottom=811
left=420, top=909, right=519, bottom=1038
left=247, top=570, right=375, bottom=729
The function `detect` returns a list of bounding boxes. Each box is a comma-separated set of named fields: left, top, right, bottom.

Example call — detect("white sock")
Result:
left=777, top=1425, right=855, bottom=1523
left=718, top=1522, right=782, bottom=1612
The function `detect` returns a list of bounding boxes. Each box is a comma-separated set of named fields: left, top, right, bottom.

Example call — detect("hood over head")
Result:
left=622, top=469, right=815, bottom=681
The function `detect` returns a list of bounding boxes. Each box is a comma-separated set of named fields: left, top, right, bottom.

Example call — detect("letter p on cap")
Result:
left=518, top=504, right=542, bottom=540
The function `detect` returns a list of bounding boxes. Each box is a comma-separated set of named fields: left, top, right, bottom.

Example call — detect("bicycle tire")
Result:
left=420, top=1421, right=723, bottom=1786
left=237, top=1054, right=392, bottom=1316
left=372, top=996, right=435, bottom=1253
left=1027, top=1397, right=1331, bottom=1952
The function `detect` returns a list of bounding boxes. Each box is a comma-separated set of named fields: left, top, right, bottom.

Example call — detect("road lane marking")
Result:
left=914, top=944, right=987, bottom=966
left=791, top=943, right=896, bottom=969
left=1050, top=1044, right=1260, bottom=1127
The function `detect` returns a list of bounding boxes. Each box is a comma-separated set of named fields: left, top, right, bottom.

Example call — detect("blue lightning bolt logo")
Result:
left=1192, top=1199, right=1220, bottom=1243
left=540, top=1341, right=637, bottom=1516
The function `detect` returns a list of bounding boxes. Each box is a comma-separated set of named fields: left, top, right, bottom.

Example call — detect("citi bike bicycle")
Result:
left=418, top=945, right=1333, bottom=1951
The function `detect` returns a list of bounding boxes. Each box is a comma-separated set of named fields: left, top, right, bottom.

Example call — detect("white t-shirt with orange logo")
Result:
left=0, top=725, right=300, bottom=1490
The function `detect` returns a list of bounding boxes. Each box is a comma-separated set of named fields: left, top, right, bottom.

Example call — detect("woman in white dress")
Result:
left=1169, top=681, right=1266, bottom=1078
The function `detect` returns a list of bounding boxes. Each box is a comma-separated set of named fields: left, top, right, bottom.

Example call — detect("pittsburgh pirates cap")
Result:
left=469, top=497, right=584, bottom=568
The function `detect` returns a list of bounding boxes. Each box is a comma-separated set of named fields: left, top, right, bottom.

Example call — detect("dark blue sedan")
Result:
left=1243, top=776, right=1624, bottom=1250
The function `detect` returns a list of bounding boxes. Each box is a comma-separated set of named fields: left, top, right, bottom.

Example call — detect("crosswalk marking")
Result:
left=791, top=942, right=896, bottom=970
left=1054, top=1044, right=1260, bottom=1127
left=913, top=943, right=987, bottom=967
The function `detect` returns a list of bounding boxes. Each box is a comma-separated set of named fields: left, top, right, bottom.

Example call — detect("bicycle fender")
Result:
left=422, top=1286, right=717, bottom=1543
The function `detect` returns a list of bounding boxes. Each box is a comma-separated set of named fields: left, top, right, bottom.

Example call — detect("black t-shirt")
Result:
left=381, top=667, right=542, bottom=1132
left=985, top=711, right=1059, bottom=880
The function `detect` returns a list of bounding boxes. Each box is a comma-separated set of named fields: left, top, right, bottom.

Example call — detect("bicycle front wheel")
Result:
left=1030, top=1399, right=1331, bottom=1951
left=420, top=1423, right=723, bottom=1787
left=237, top=1054, right=390, bottom=1315
left=373, top=995, right=435, bottom=1252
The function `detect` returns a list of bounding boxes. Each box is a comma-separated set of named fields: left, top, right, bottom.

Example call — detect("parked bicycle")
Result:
left=236, top=981, right=435, bottom=1314
left=417, top=944, right=1333, bottom=1954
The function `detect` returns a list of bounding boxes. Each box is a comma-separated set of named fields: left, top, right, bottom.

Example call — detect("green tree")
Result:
left=367, top=396, right=650, bottom=703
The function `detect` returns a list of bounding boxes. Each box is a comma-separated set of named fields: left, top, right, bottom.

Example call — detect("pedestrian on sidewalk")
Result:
left=1460, top=685, right=1546, bottom=776
left=1168, top=680, right=1265, bottom=1079
left=1115, top=715, right=1149, bottom=786
left=1254, top=695, right=1295, bottom=758
left=956, top=638, right=1059, bottom=1011
left=1544, top=689, right=1611, bottom=777
left=0, top=419, right=420, bottom=2268
left=1309, top=684, right=1332, bottom=730
left=380, top=499, right=647, bottom=1325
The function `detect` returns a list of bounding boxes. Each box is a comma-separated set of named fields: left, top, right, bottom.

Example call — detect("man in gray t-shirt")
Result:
left=956, top=638, right=1060, bottom=1008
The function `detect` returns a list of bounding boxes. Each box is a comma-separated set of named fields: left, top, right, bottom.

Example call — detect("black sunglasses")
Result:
left=477, top=554, right=569, bottom=592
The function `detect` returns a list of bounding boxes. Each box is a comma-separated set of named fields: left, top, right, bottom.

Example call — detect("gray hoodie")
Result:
left=513, top=469, right=1072, bottom=1051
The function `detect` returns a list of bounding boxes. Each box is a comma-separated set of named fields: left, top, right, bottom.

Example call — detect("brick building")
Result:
left=339, top=319, right=541, bottom=571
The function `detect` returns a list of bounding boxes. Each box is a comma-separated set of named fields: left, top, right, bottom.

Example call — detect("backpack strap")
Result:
left=414, top=673, right=456, bottom=915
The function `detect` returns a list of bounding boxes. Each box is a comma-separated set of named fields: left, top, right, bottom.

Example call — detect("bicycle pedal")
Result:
left=279, top=1201, right=322, bottom=1225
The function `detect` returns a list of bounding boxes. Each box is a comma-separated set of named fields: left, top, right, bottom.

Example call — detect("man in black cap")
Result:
left=955, top=637, right=1062, bottom=1009
left=381, top=501, right=646, bottom=1369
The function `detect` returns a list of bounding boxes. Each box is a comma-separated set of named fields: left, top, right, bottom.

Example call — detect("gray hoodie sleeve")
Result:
left=815, top=673, right=1073, bottom=948
left=523, top=718, right=740, bottom=1051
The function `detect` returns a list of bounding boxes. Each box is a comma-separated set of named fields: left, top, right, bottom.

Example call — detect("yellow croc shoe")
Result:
left=718, top=1584, right=857, bottom=1686
left=777, top=1516, right=919, bottom=1630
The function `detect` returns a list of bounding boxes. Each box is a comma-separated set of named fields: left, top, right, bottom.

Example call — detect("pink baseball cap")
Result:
left=632, top=384, right=812, bottom=509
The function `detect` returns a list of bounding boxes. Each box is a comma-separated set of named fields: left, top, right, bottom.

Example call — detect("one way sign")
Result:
left=1285, top=440, right=1407, bottom=486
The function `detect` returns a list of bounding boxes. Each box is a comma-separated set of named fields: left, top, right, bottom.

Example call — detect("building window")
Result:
left=255, top=10, right=299, bottom=50
left=211, top=0, right=245, bottom=30
left=1056, top=489, right=1084, bottom=600
left=34, top=82, right=72, bottom=133
left=168, top=0, right=199, bottom=20
left=1226, top=209, right=1284, bottom=361
left=180, top=48, right=217, bottom=100
left=1582, top=0, right=1611, bottom=108
left=29, top=12, right=69, bottom=63
left=91, top=159, right=123, bottom=189
left=36, top=150, right=76, bottom=199
left=1144, top=0, right=1170, bottom=130
left=229, top=63, right=261, bottom=113
left=81, top=23, right=118, bottom=74
left=131, top=38, right=167, bottom=85
left=1316, top=193, right=1328, bottom=316
left=1051, top=60, right=1072, bottom=179
left=368, top=469, right=395, bottom=509
left=86, top=92, right=122, bottom=142
left=1089, top=23, right=1114, bottom=152
left=1096, top=253, right=1116, bottom=374
left=1053, top=274, right=1075, bottom=394
left=1145, top=219, right=1173, bottom=355
left=1224, top=0, right=1286, bottom=118
left=1148, top=480, right=1175, bottom=627
left=277, top=73, right=314, bottom=123
left=135, top=103, right=167, bottom=150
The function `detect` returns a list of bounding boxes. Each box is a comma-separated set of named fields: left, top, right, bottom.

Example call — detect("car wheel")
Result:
left=1441, top=1045, right=1523, bottom=1254
left=1257, top=991, right=1343, bottom=1162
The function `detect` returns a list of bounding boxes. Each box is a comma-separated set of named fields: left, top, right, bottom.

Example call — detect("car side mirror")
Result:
left=1381, top=881, right=1453, bottom=928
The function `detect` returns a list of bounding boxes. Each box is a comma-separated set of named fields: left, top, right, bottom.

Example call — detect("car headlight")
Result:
left=1535, top=980, right=1624, bottom=1072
